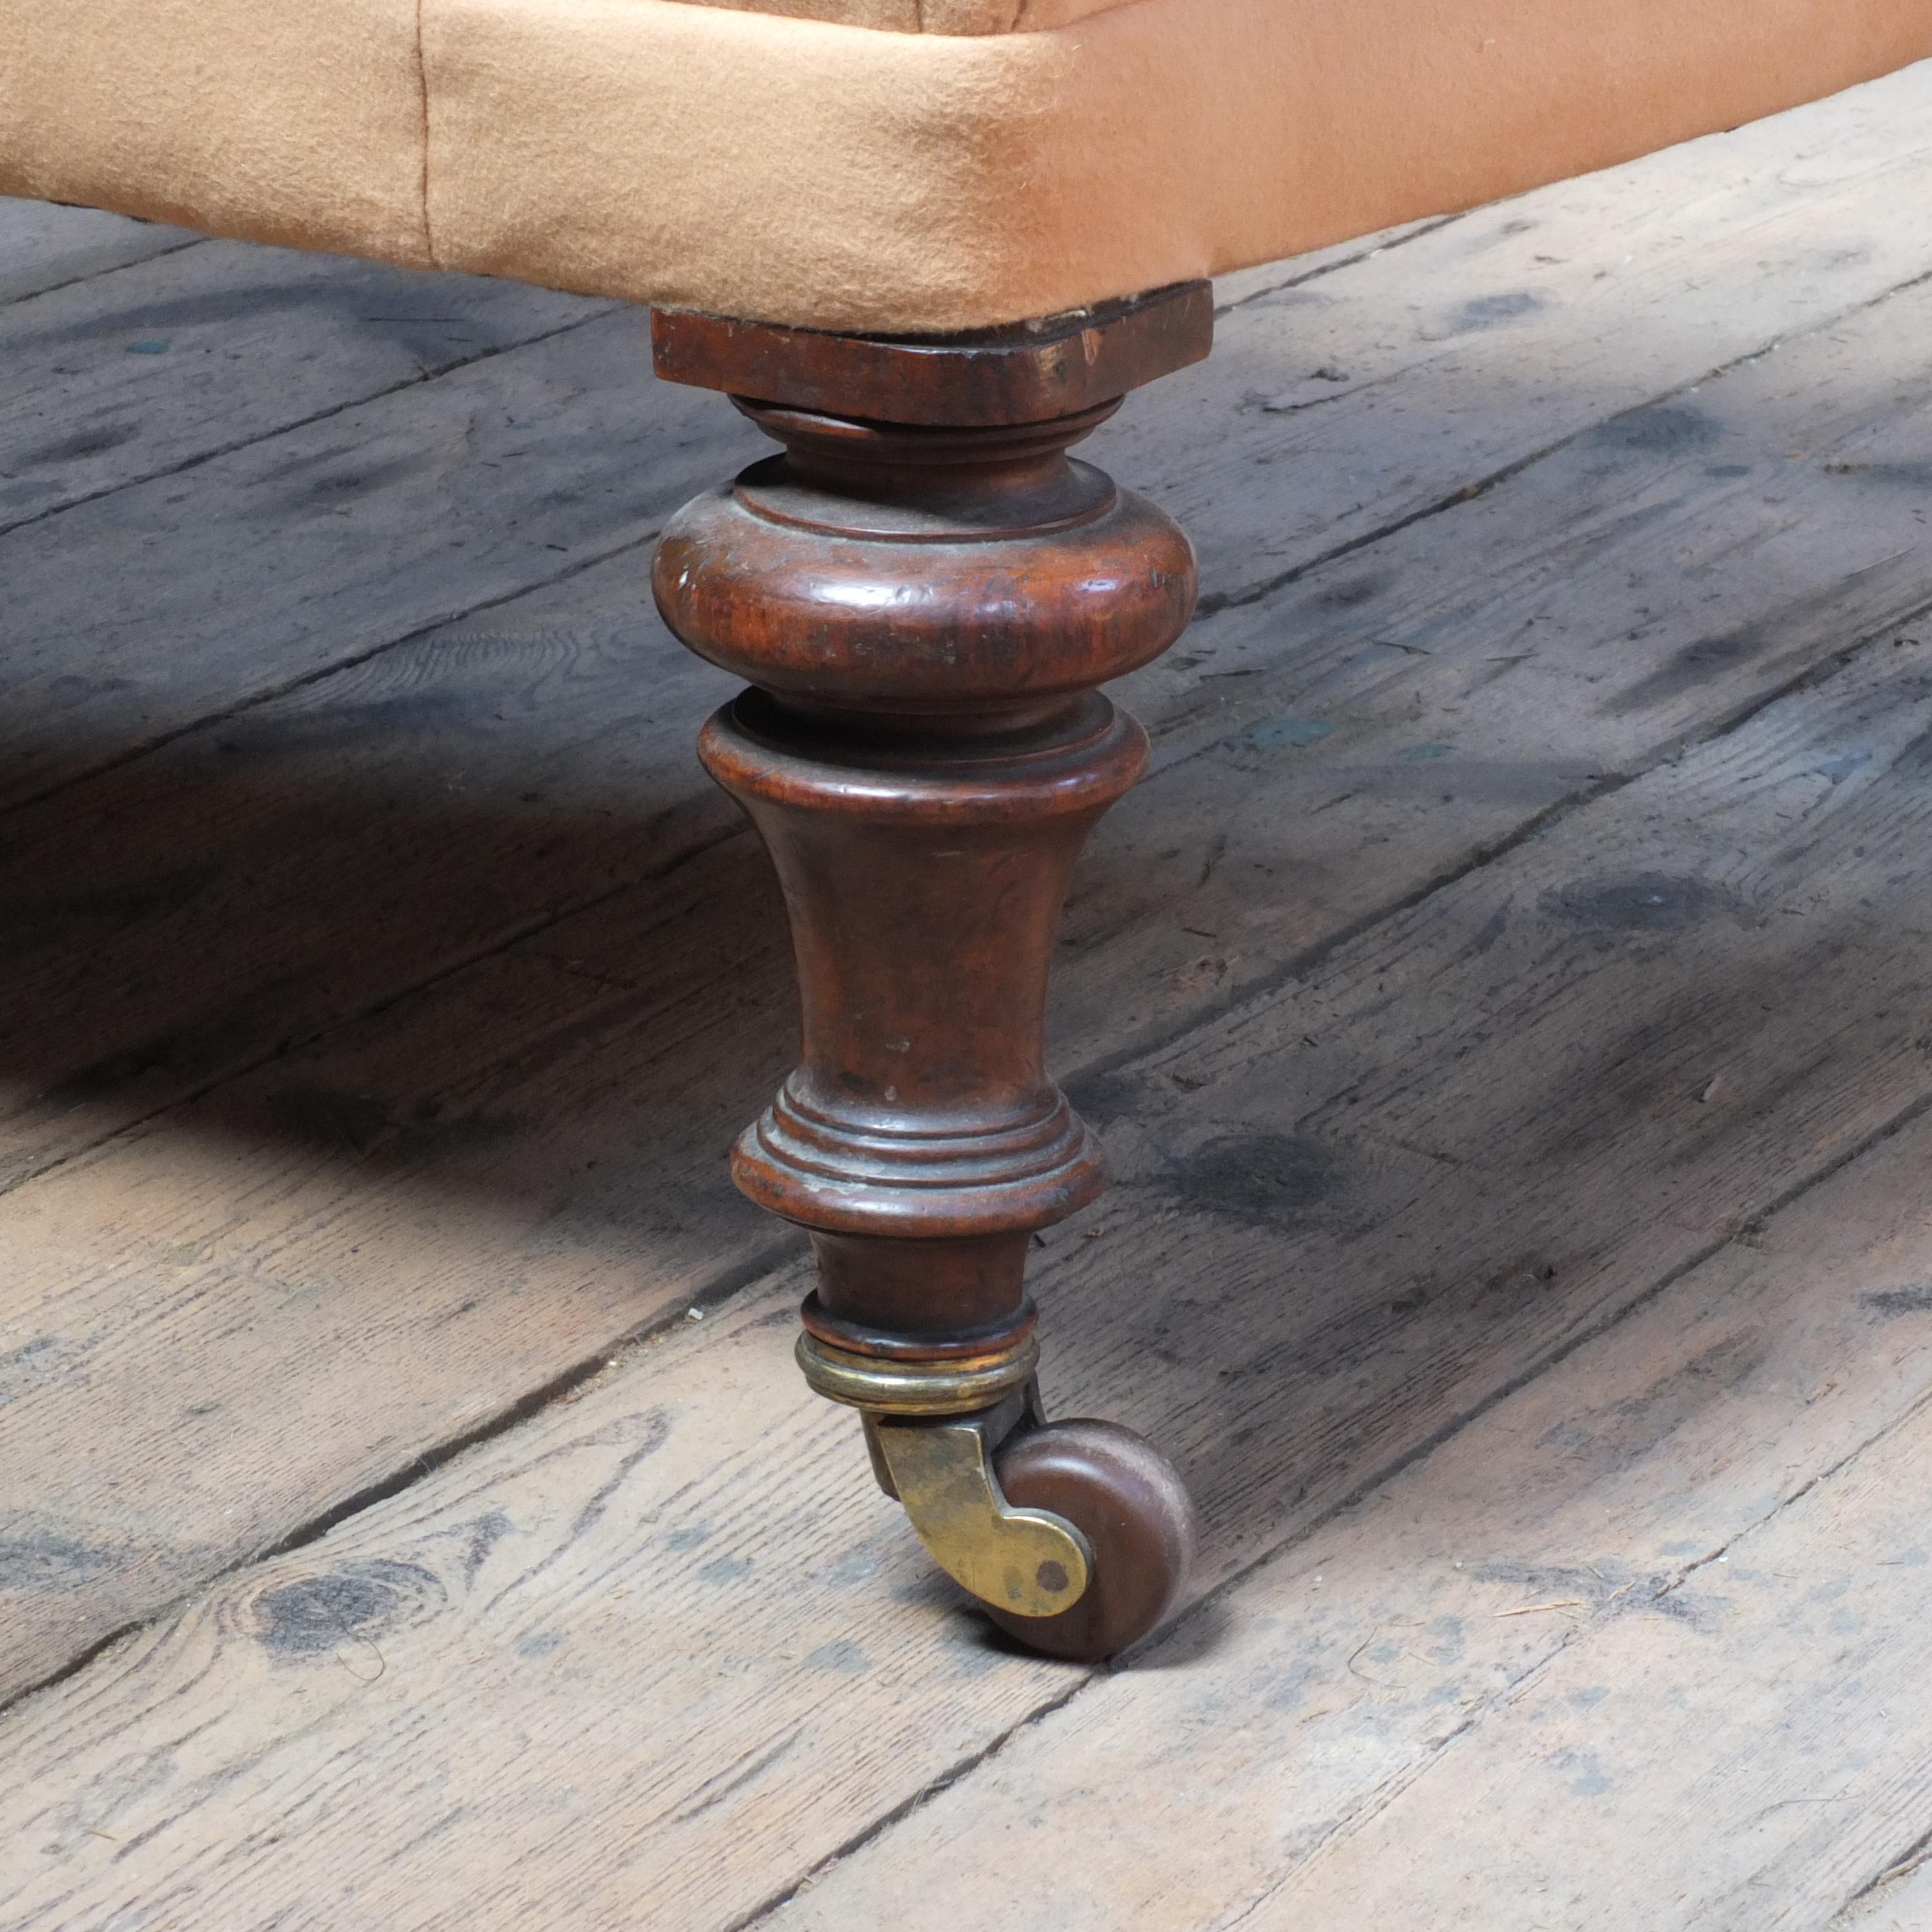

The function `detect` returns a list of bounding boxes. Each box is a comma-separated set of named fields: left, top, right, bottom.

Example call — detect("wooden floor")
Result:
left=5, top=64, right=1932, bottom=1930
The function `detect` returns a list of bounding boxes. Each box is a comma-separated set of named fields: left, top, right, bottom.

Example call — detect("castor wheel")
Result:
left=798, top=1322, right=1199, bottom=1663
left=982, top=1419, right=1197, bottom=1660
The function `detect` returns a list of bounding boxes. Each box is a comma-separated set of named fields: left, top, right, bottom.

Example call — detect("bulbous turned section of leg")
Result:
left=657, top=402, right=1196, bottom=721
left=650, top=287, right=1212, bottom=1659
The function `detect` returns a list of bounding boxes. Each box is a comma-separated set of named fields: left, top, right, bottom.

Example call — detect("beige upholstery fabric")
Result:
left=665, top=0, right=1129, bottom=33
left=0, top=0, right=435, bottom=274
left=5, top=0, right=1931, bottom=333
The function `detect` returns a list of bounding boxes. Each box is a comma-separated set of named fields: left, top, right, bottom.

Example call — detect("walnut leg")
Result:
left=650, top=287, right=1211, bottom=1659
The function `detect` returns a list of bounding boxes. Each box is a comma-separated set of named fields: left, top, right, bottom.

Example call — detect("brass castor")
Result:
left=801, top=1327, right=1198, bottom=1661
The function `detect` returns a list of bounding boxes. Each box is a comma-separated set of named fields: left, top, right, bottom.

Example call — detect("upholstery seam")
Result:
left=415, top=0, right=440, bottom=271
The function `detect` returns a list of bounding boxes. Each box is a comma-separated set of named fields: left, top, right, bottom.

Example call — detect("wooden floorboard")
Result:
left=4, top=57, right=1932, bottom=1931
left=0, top=203, right=198, bottom=309
left=782, top=1100, right=1932, bottom=1931
left=5, top=509, right=1932, bottom=1929
left=2, top=66, right=1929, bottom=1198
left=10, top=252, right=1932, bottom=1201
left=6, top=178, right=1932, bottom=1700
left=0, top=238, right=602, bottom=537
left=1840, top=1846, right=1932, bottom=1929
left=1113, top=63, right=1932, bottom=606
left=0, top=302, right=755, bottom=814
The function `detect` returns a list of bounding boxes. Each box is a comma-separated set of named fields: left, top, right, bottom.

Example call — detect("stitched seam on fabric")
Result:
left=414, top=0, right=438, bottom=270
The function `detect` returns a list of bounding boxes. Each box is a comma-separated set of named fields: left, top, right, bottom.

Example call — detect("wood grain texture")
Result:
left=0, top=236, right=602, bottom=535
left=0, top=303, right=763, bottom=814
left=6, top=610, right=1932, bottom=1927
left=6, top=201, right=1932, bottom=1696
left=781, top=1106, right=1932, bottom=1931
left=1836, top=1846, right=1932, bottom=1927
left=6, top=255, right=1930, bottom=1203
left=650, top=280, right=1212, bottom=425
left=1075, top=263, right=1932, bottom=1059
left=1267, top=1413, right=1932, bottom=1929
left=0, top=199, right=198, bottom=308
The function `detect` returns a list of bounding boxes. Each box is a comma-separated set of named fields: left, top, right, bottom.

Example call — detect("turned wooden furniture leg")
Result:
left=650, top=285, right=1212, bottom=1660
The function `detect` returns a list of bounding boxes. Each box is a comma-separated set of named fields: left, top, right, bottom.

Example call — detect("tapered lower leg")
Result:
left=698, top=688, right=1138, bottom=1257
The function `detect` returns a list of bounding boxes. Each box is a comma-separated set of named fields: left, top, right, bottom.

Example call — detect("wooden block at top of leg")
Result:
left=648, top=281, right=1213, bottom=427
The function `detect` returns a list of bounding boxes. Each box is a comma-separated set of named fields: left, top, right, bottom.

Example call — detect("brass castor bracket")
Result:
left=797, top=1332, right=1094, bottom=1622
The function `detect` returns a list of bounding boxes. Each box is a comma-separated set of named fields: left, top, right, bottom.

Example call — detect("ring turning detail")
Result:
left=650, top=285, right=1211, bottom=1661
